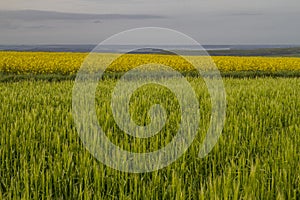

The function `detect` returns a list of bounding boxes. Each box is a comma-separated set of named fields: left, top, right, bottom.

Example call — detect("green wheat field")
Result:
left=1, top=76, right=299, bottom=199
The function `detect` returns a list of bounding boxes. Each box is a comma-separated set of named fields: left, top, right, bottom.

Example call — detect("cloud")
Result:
left=93, top=20, right=101, bottom=24
left=0, top=9, right=165, bottom=32
left=23, top=25, right=52, bottom=29
left=228, top=12, right=264, bottom=16
left=220, top=12, right=264, bottom=17
left=0, top=4, right=299, bottom=45
left=0, top=22, right=53, bottom=30
left=0, top=9, right=165, bottom=21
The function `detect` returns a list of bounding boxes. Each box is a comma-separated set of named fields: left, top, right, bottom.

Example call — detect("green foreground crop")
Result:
left=0, top=78, right=299, bottom=199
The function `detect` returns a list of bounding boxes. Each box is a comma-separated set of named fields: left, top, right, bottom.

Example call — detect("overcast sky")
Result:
left=1, top=0, right=300, bottom=45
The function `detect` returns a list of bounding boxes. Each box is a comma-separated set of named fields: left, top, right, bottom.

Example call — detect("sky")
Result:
left=1, top=0, right=300, bottom=45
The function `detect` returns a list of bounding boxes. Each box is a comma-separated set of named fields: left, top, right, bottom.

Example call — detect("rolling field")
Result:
left=0, top=51, right=300, bottom=199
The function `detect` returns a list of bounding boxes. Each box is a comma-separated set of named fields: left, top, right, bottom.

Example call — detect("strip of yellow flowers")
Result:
left=0, top=51, right=300, bottom=75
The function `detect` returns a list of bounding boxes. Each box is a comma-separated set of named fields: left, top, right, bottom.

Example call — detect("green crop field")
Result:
left=1, top=77, right=299, bottom=199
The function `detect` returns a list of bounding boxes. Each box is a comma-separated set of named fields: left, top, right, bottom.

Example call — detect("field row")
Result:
left=1, top=52, right=300, bottom=75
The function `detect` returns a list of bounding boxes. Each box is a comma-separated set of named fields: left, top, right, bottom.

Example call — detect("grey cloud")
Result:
left=0, top=9, right=165, bottom=21
left=220, top=12, right=264, bottom=17
left=0, top=9, right=165, bottom=32
left=23, top=25, right=53, bottom=29
left=0, top=3, right=299, bottom=45
left=0, top=23, right=19, bottom=30
left=0, top=24, right=53, bottom=30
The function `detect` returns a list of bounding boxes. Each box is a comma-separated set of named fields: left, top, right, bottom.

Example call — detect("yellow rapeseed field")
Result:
left=0, top=51, right=300, bottom=74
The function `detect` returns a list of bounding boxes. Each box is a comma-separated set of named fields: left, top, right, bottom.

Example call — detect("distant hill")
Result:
left=0, top=45, right=300, bottom=57
left=127, top=48, right=177, bottom=55
left=208, top=47, right=300, bottom=57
